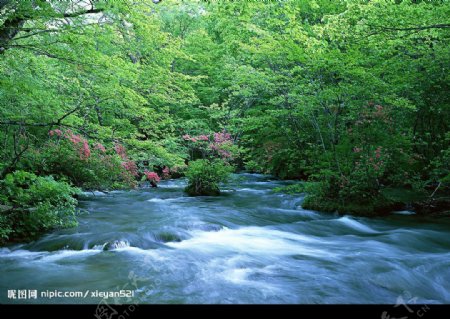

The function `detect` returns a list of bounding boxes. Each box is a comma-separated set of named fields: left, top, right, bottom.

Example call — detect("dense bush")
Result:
left=182, top=131, right=241, bottom=163
left=182, top=131, right=238, bottom=196
left=184, top=159, right=234, bottom=196
left=301, top=181, right=396, bottom=216
left=0, top=171, right=80, bottom=244
left=23, top=129, right=139, bottom=190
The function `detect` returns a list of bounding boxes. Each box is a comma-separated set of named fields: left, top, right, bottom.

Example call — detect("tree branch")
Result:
left=430, top=182, right=442, bottom=198
left=9, top=29, right=60, bottom=41
left=0, top=16, right=25, bottom=53
left=0, top=5, right=104, bottom=53
left=0, top=127, right=29, bottom=180
left=61, top=8, right=103, bottom=19
left=369, top=23, right=450, bottom=32
left=0, top=102, right=82, bottom=128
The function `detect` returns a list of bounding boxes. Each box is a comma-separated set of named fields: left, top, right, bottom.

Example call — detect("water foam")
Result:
left=167, top=226, right=329, bottom=258
left=337, top=216, right=380, bottom=234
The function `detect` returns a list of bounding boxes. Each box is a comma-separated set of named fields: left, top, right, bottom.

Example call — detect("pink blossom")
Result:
left=213, top=131, right=231, bottom=143
left=94, top=143, right=106, bottom=153
left=79, top=140, right=91, bottom=160
left=144, top=171, right=160, bottom=183
left=114, top=144, right=127, bottom=160
left=353, top=147, right=362, bottom=153
left=121, top=160, right=138, bottom=176
left=219, top=150, right=231, bottom=158
left=51, top=128, right=66, bottom=138
left=207, top=131, right=234, bottom=160
left=69, top=133, right=82, bottom=144
left=197, top=135, right=209, bottom=141
left=184, top=130, right=235, bottom=161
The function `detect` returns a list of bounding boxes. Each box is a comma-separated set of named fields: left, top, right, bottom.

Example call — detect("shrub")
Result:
left=0, top=214, right=12, bottom=244
left=184, top=159, right=234, bottom=196
left=181, top=130, right=240, bottom=162
left=143, top=171, right=161, bottom=187
left=273, top=183, right=306, bottom=195
left=300, top=177, right=397, bottom=216
left=26, top=129, right=138, bottom=190
left=0, top=171, right=80, bottom=244
left=144, top=171, right=161, bottom=183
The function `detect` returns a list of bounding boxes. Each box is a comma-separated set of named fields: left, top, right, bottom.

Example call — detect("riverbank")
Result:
left=301, top=194, right=450, bottom=217
left=272, top=180, right=450, bottom=217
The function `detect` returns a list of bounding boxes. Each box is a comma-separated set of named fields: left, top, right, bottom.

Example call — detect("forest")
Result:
left=0, top=0, right=449, bottom=246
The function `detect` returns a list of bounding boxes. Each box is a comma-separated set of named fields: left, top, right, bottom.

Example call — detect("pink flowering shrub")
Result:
left=197, top=135, right=209, bottom=141
left=162, top=166, right=170, bottom=179
left=112, top=142, right=139, bottom=180
left=303, top=102, right=417, bottom=214
left=48, top=129, right=63, bottom=137
left=122, top=160, right=139, bottom=177
left=79, top=140, right=91, bottom=160
left=352, top=146, right=387, bottom=176
left=181, top=130, right=238, bottom=161
left=39, top=128, right=138, bottom=189
left=181, top=131, right=237, bottom=196
left=49, top=129, right=92, bottom=161
left=144, top=171, right=161, bottom=183
left=94, top=143, right=106, bottom=153
left=209, top=132, right=233, bottom=159
left=68, top=132, right=82, bottom=145
left=114, top=143, right=127, bottom=160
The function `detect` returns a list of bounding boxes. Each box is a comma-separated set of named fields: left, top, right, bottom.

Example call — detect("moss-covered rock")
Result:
left=301, top=194, right=399, bottom=217
left=185, top=184, right=221, bottom=196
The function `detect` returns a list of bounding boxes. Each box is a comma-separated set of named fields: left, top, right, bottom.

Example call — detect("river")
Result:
left=1, top=173, right=449, bottom=304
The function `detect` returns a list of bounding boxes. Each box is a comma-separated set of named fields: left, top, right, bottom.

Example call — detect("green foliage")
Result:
left=126, top=138, right=186, bottom=170
left=301, top=177, right=396, bottom=216
left=381, top=187, right=428, bottom=204
left=26, top=139, right=133, bottom=190
left=428, top=133, right=450, bottom=194
left=0, top=171, right=80, bottom=244
left=184, top=159, right=234, bottom=196
left=0, top=0, right=449, bottom=228
left=186, top=0, right=449, bottom=214
left=0, top=214, right=12, bottom=243
left=273, top=183, right=306, bottom=195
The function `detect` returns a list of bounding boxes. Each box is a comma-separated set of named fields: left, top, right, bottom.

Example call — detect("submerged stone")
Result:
left=184, top=185, right=220, bottom=196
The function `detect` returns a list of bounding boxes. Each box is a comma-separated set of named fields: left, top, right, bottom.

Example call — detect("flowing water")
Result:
left=1, top=174, right=449, bottom=304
